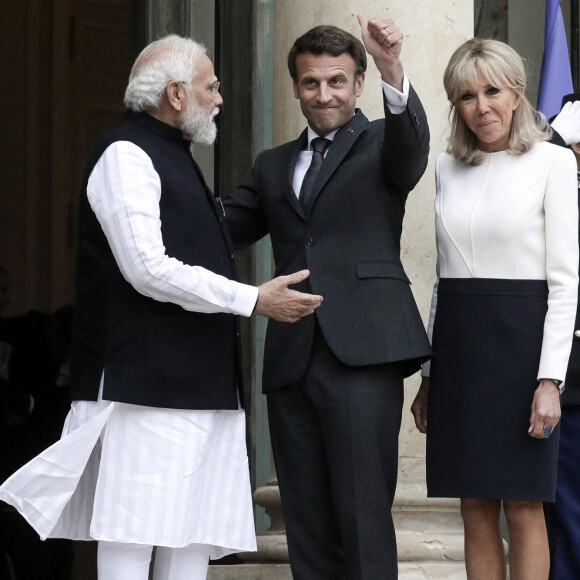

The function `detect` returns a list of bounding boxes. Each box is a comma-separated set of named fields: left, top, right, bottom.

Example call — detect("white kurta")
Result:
left=423, top=141, right=578, bottom=379
left=0, top=140, right=258, bottom=556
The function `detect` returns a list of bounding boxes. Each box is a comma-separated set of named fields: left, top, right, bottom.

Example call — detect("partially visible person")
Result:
left=411, top=39, right=578, bottom=580
left=0, top=267, right=74, bottom=480
left=550, top=96, right=580, bottom=148
left=544, top=92, right=580, bottom=580
left=0, top=303, right=74, bottom=478
left=0, top=266, right=74, bottom=580
left=0, top=35, right=321, bottom=580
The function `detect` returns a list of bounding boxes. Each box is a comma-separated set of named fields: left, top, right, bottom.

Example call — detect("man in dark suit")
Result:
left=224, top=15, right=431, bottom=579
left=546, top=93, right=580, bottom=580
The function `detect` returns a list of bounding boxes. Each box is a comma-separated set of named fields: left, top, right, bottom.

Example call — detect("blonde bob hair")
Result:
left=443, top=38, right=551, bottom=166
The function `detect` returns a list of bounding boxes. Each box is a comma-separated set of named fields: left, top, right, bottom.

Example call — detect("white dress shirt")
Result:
left=292, top=76, right=410, bottom=195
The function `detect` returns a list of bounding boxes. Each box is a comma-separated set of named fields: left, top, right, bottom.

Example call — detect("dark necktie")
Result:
left=299, top=137, right=331, bottom=209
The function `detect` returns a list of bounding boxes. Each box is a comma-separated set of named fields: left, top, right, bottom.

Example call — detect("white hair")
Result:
left=124, top=35, right=207, bottom=112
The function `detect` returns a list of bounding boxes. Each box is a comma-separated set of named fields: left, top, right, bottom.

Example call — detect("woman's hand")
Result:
left=411, top=377, right=430, bottom=434
left=528, top=379, right=561, bottom=439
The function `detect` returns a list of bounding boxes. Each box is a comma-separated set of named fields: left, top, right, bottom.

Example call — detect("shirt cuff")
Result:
left=230, top=282, right=260, bottom=317
left=382, top=74, right=410, bottom=114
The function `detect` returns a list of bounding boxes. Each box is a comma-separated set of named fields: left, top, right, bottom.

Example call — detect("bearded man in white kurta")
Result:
left=0, top=35, right=322, bottom=580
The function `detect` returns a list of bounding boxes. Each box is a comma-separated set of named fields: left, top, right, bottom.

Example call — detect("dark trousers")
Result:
left=545, top=406, right=580, bottom=580
left=267, top=329, right=404, bottom=580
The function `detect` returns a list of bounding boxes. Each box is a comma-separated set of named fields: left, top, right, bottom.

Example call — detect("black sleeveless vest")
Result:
left=70, top=112, right=243, bottom=410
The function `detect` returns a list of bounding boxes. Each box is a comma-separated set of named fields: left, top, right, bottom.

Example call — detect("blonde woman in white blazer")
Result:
left=411, top=39, right=578, bottom=580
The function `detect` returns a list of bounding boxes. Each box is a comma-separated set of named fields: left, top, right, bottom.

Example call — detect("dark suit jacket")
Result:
left=564, top=184, right=580, bottom=406
left=225, top=88, right=432, bottom=391
left=549, top=129, right=580, bottom=406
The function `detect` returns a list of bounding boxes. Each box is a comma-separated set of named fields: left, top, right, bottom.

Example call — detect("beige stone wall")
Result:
left=272, top=1, right=473, bottom=460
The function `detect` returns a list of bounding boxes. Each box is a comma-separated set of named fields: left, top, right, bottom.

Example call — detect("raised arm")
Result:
left=358, top=14, right=429, bottom=194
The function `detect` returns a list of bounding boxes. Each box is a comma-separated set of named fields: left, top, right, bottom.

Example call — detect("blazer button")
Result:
left=575, top=330, right=580, bottom=338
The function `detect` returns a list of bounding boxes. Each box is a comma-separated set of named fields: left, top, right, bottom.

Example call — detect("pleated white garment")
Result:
left=0, top=399, right=257, bottom=560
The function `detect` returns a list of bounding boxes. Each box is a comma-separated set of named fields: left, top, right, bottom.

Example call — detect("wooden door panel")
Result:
left=51, top=0, right=129, bottom=308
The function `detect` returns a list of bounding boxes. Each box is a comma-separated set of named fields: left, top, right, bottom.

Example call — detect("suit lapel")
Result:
left=282, top=130, right=308, bottom=219
left=306, top=110, right=369, bottom=214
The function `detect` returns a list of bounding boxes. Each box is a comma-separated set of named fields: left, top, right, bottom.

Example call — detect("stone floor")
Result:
left=208, top=564, right=292, bottom=579
left=207, top=562, right=471, bottom=579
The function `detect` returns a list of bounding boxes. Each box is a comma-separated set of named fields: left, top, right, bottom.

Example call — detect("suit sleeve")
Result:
left=421, top=158, right=442, bottom=378
left=381, top=83, right=430, bottom=196
left=537, top=147, right=579, bottom=381
left=548, top=129, right=566, bottom=148
left=223, top=151, right=270, bottom=249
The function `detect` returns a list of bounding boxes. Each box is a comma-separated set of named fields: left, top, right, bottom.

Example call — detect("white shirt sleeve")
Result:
left=381, top=74, right=410, bottom=114
left=86, top=141, right=259, bottom=317
left=537, top=148, right=579, bottom=381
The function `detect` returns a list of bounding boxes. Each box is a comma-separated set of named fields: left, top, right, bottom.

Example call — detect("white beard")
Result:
left=180, top=103, right=219, bottom=145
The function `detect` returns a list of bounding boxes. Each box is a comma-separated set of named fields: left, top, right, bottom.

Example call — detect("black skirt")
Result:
left=426, top=278, right=559, bottom=501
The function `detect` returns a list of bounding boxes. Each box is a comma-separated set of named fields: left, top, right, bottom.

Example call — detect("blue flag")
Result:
left=537, top=0, right=573, bottom=119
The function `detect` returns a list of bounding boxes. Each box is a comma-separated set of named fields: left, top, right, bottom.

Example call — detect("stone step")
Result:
left=208, top=562, right=468, bottom=579
left=207, top=564, right=292, bottom=579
